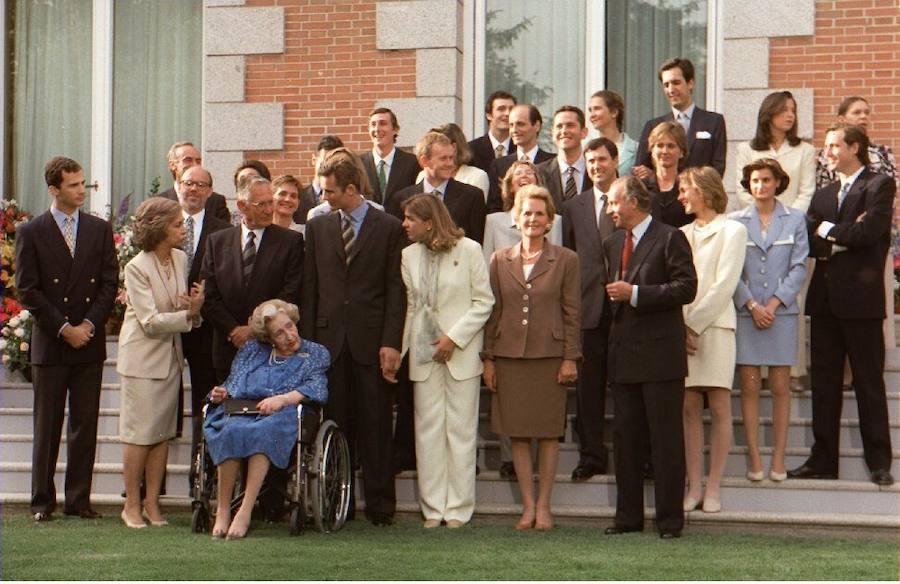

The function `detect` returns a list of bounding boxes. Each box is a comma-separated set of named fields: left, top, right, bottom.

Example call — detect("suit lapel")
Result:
left=742, top=206, right=767, bottom=250
left=502, top=245, right=527, bottom=288
left=248, top=226, right=276, bottom=288
left=67, top=213, right=95, bottom=292
left=442, top=180, right=460, bottom=217
left=385, top=152, right=409, bottom=199
left=837, top=170, right=868, bottom=221
left=40, top=212, right=75, bottom=276
left=686, top=109, right=699, bottom=153
left=624, top=220, right=659, bottom=283
left=527, top=242, right=556, bottom=282
left=348, top=207, right=378, bottom=265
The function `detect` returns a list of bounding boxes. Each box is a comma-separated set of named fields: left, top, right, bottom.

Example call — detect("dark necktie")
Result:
left=494, top=144, right=505, bottom=159
left=377, top=160, right=387, bottom=195
left=564, top=166, right=578, bottom=200
left=183, top=215, right=195, bottom=284
left=242, top=231, right=256, bottom=282
left=621, top=230, right=634, bottom=276
left=342, top=215, right=355, bottom=265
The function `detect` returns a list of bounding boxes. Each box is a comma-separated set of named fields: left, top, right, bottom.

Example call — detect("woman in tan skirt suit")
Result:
left=117, top=198, right=204, bottom=528
left=483, top=185, right=581, bottom=531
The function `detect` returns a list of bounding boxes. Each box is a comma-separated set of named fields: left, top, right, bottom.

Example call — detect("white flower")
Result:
left=0, top=339, right=6, bottom=349
left=20, top=342, right=29, bottom=351
left=1, top=355, right=8, bottom=364
left=18, top=310, right=30, bottom=318
left=9, top=317, right=19, bottom=327
left=14, top=327, right=25, bottom=338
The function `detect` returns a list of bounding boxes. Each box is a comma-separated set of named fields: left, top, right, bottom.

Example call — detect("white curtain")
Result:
left=484, top=0, right=586, bottom=151
left=112, top=0, right=202, bottom=216
left=606, top=0, right=708, bottom=138
left=13, top=0, right=93, bottom=214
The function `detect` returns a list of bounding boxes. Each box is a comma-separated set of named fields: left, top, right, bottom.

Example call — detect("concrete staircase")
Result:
left=2, top=333, right=899, bottom=528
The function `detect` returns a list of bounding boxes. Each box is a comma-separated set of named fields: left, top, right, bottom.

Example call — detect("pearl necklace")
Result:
left=269, top=347, right=289, bottom=365
left=521, top=247, right=543, bottom=262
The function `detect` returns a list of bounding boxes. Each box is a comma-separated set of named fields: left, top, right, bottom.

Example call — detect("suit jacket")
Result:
left=680, top=215, right=747, bottom=334
left=634, top=107, right=727, bottom=177
left=538, top=158, right=593, bottom=211
left=117, top=250, right=195, bottom=378
left=486, top=148, right=556, bottom=213
left=483, top=210, right=564, bottom=264
left=805, top=169, right=895, bottom=320
left=401, top=238, right=494, bottom=382
left=182, top=212, right=231, bottom=356
left=729, top=202, right=809, bottom=316
left=602, top=218, right=697, bottom=383
left=15, top=211, right=118, bottom=365
left=301, top=207, right=405, bottom=365
left=361, top=148, right=422, bottom=206
left=158, top=187, right=231, bottom=224
left=562, top=189, right=617, bottom=330
left=389, top=179, right=487, bottom=245
left=200, top=224, right=304, bottom=369
left=293, top=184, right=319, bottom=225
left=468, top=134, right=513, bottom=174
left=483, top=242, right=582, bottom=361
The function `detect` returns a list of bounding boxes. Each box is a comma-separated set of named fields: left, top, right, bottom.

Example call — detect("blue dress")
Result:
left=203, top=339, right=330, bottom=469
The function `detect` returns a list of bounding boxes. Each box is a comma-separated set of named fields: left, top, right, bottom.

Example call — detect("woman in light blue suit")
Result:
left=730, top=158, right=808, bottom=483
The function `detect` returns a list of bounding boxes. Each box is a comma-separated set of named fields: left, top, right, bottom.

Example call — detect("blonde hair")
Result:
left=500, top=160, right=544, bottom=212
left=648, top=121, right=688, bottom=168
left=249, top=299, right=301, bottom=344
left=415, top=132, right=453, bottom=160
left=679, top=166, right=728, bottom=214
left=400, top=194, right=464, bottom=252
left=512, top=184, right=556, bottom=230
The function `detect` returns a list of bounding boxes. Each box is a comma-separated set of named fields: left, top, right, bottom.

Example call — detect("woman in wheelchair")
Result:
left=203, top=299, right=330, bottom=539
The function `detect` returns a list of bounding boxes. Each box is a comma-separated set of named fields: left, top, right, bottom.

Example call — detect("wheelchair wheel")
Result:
left=289, top=504, right=305, bottom=536
left=311, top=421, right=352, bottom=533
left=191, top=504, right=210, bottom=534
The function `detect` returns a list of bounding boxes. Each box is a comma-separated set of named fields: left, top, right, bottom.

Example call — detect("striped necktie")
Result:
left=342, top=215, right=356, bottom=265
left=242, top=231, right=256, bottom=282
left=183, top=216, right=195, bottom=284
left=564, top=167, right=578, bottom=200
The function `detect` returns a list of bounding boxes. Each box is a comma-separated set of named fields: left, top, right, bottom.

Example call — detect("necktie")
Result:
left=494, top=144, right=505, bottom=159
left=62, top=216, right=76, bottom=257
left=597, top=194, right=607, bottom=228
left=183, top=216, right=195, bottom=283
left=621, top=230, right=634, bottom=277
left=377, top=160, right=387, bottom=195
left=342, top=215, right=356, bottom=265
left=677, top=112, right=690, bottom=133
left=432, top=189, right=442, bottom=200
left=564, top=167, right=578, bottom=200
left=837, top=181, right=851, bottom=210
left=520, top=154, right=529, bottom=162
left=242, top=231, right=256, bottom=282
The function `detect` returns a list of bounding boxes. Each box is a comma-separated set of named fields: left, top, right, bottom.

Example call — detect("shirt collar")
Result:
left=593, top=186, right=608, bottom=208
left=240, top=223, right=265, bottom=246
left=557, top=153, right=585, bottom=176
left=672, top=102, right=696, bottom=121
left=630, top=214, right=653, bottom=245
left=373, top=147, right=396, bottom=167
left=423, top=178, right=450, bottom=196
left=182, top=208, right=206, bottom=224
left=488, top=132, right=508, bottom=151
left=50, top=205, right=79, bottom=228
left=516, top=144, right=539, bottom=162
left=839, top=165, right=865, bottom=190
left=341, top=198, right=370, bottom=227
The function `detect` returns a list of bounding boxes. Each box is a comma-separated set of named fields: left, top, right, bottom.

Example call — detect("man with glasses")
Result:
left=159, top=141, right=231, bottom=223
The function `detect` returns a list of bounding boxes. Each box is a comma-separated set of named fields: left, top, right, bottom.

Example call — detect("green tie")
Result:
left=377, top=160, right=387, bottom=195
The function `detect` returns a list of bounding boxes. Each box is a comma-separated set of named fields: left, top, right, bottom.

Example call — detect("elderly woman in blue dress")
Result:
left=203, top=299, right=330, bottom=539
left=730, top=158, right=808, bottom=482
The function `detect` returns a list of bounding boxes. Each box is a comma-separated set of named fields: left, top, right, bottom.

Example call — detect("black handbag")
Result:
left=223, top=398, right=261, bottom=415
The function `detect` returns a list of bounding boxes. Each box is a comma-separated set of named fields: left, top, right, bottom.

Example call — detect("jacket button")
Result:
left=521, top=319, right=528, bottom=325
left=63, top=297, right=68, bottom=302
left=759, top=268, right=766, bottom=275
left=90, top=278, right=95, bottom=283
left=64, top=316, right=69, bottom=321
left=53, top=278, right=59, bottom=284
left=344, top=300, right=349, bottom=305
left=763, top=282, right=768, bottom=288
left=525, top=283, right=532, bottom=289
left=522, top=294, right=529, bottom=300
left=522, top=306, right=529, bottom=313
left=760, top=256, right=766, bottom=262
left=85, top=297, right=90, bottom=302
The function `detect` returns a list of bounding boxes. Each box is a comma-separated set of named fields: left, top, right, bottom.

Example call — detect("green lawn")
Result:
left=2, top=507, right=897, bottom=580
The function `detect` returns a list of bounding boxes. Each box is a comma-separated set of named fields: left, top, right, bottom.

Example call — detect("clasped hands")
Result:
left=61, top=321, right=94, bottom=349
left=178, top=281, right=205, bottom=320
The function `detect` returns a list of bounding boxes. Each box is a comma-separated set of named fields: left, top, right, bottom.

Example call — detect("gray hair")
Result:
left=166, top=141, right=195, bottom=165
left=611, top=176, right=653, bottom=212
left=249, top=299, right=300, bottom=344
left=236, top=177, right=272, bottom=202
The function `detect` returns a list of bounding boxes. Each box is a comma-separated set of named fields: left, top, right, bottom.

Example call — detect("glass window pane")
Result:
left=112, top=0, right=201, bottom=217
left=484, top=0, right=585, bottom=150
left=12, top=0, right=92, bottom=214
left=606, top=0, right=708, bottom=138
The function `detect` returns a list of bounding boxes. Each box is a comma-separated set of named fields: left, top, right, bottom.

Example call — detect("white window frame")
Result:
left=91, top=0, right=114, bottom=216
left=463, top=0, right=721, bottom=138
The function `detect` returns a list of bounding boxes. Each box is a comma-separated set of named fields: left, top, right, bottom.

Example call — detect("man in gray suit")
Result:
left=539, top=106, right=592, bottom=211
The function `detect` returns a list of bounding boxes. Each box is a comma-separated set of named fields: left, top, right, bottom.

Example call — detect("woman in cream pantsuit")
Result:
left=117, top=198, right=204, bottom=528
left=400, top=194, right=494, bottom=529
left=677, top=167, right=747, bottom=514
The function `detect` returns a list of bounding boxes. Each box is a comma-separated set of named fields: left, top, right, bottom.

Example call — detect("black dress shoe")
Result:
left=64, top=508, right=102, bottom=519
left=787, top=463, right=837, bottom=480
left=604, top=525, right=642, bottom=535
left=499, top=461, right=516, bottom=480
left=571, top=462, right=605, bottom=482
left=659, top=530, right=682, bottom=539
left=33, top=511, right=53, bottom=522
left=870, top=469, right=895, bottom=486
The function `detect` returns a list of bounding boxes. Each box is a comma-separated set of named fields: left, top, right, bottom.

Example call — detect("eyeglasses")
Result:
left=180, top=180, right=211, bottom=189
left=178, top=156, right=201, bottom=165
left=248, top=199, right=275, bottom=209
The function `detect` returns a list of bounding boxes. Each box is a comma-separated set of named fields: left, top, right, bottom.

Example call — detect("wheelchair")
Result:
left=190, top=399, right=352, bottom=535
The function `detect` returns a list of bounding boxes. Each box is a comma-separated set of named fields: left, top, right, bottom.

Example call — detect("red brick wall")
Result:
left=769, top=0, right=900, bottom=155
left=242, top=0, right=417, bottom=185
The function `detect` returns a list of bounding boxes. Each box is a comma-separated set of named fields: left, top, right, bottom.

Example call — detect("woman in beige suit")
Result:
left=677, top=167, right=747, bottom=514
left=483, top=185, right=581, bottom=531
left=117, top=198, right=204, bottom=528
left=400, top=194, right=494, bottom=529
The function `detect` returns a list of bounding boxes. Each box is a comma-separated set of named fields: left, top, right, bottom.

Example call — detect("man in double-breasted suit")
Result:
left=602, top=176, right=697, bottom=538
left=633, top=58, right=727, bottom=180
left=15, top=157, right=118, bottom=521
left=157, top=141, right=231, bottom=223
left=360, top=108, right=421, bottom=206
left=302, top=150, right=406, bottom=526
left=468, top=90, right=517, bottom=173
left=561, top=137, right=619, bottom=480
left=539, top=106, right=592, bottom=211
left=790, top=124, right=895, bottom=486
left=487, top=104, right=555, bottom=213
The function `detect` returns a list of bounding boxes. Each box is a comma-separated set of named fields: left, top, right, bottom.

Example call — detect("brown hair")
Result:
left=415, top=132, right=453, bottom=160
left=827, top=123, right=870, bottom=166
left=513, top=184, right=556, bottom=226
left=273, top=174, right=302, bottom=193
left=401, top=194, right=464, bottom=252
left=679, top=166, right=728, bottom=214
left=431, top=123, right=473, bottom=166
left=648, top=121, right=688, bottom=169
left=318, top=148, right=366, bottom=194
left=750, top=91, right=801, bottom=151
left=132, top=197, right=181, bottom=251
left=44, top=156, right=83, bottom=188
left=370, top=107, right=399, bottom=143
left=485, top=90, right=517, bottom=114
left=837, top=95, right=867, bottom=117
left=590, top=90, right=626, bottom=132
left=500, top=160, right=544, bottom=212
left=553, top=105, right=586, bottom=128
left=658, top=57, right=695, bottom=83
left=232, top=160, right=272, bottom=189
left=740, top=158, right=790, bottom=196
left=249, top=299, right=301, bottom=344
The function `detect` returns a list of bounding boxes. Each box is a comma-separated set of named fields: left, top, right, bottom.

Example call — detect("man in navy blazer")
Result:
left=633, top=58, right=727, bottom=179
left=360, top=108, right=421, bottom=206
left=15, top=157, right=118, bottom=521
left=602, top=176, right=697, bottom=539
left=487, top=104, right=555, bottom=213
left=468, top=90, right=517, bottom=173
left=790, top=124, right=895, bottom=486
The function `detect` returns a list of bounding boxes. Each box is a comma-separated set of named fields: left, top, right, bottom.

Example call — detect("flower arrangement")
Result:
left=1, top=199, right=31, bottom=305
left=109, top=193, right=140, bottom=325
left=1, top=308, right=33, bottom=377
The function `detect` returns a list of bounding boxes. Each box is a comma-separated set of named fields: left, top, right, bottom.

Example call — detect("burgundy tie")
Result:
left=621, top=230, right=634, bottom=276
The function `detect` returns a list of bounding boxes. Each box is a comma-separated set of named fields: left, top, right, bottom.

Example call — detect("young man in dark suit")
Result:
left=633, top=58, right=727, bottom=179
left=468, top=90, right=517, bottom=173
left=790, top=124, right=895, bottom=486
left=602, top=176, right=697, bottom=539
left=158, top=141, right=231, bottom=223
left=487, top=104, right=555, bottom=213
left=293, top=135, right=344, bottom=225
left=302, top=149, right=405, bottom=526
left=539, top=106, right=593, bottom=211
left=360, top=108, right=421, bottom=206
left=561, top=137, right=618, bottom=481
left=15, top=157, right=119, bottom=522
